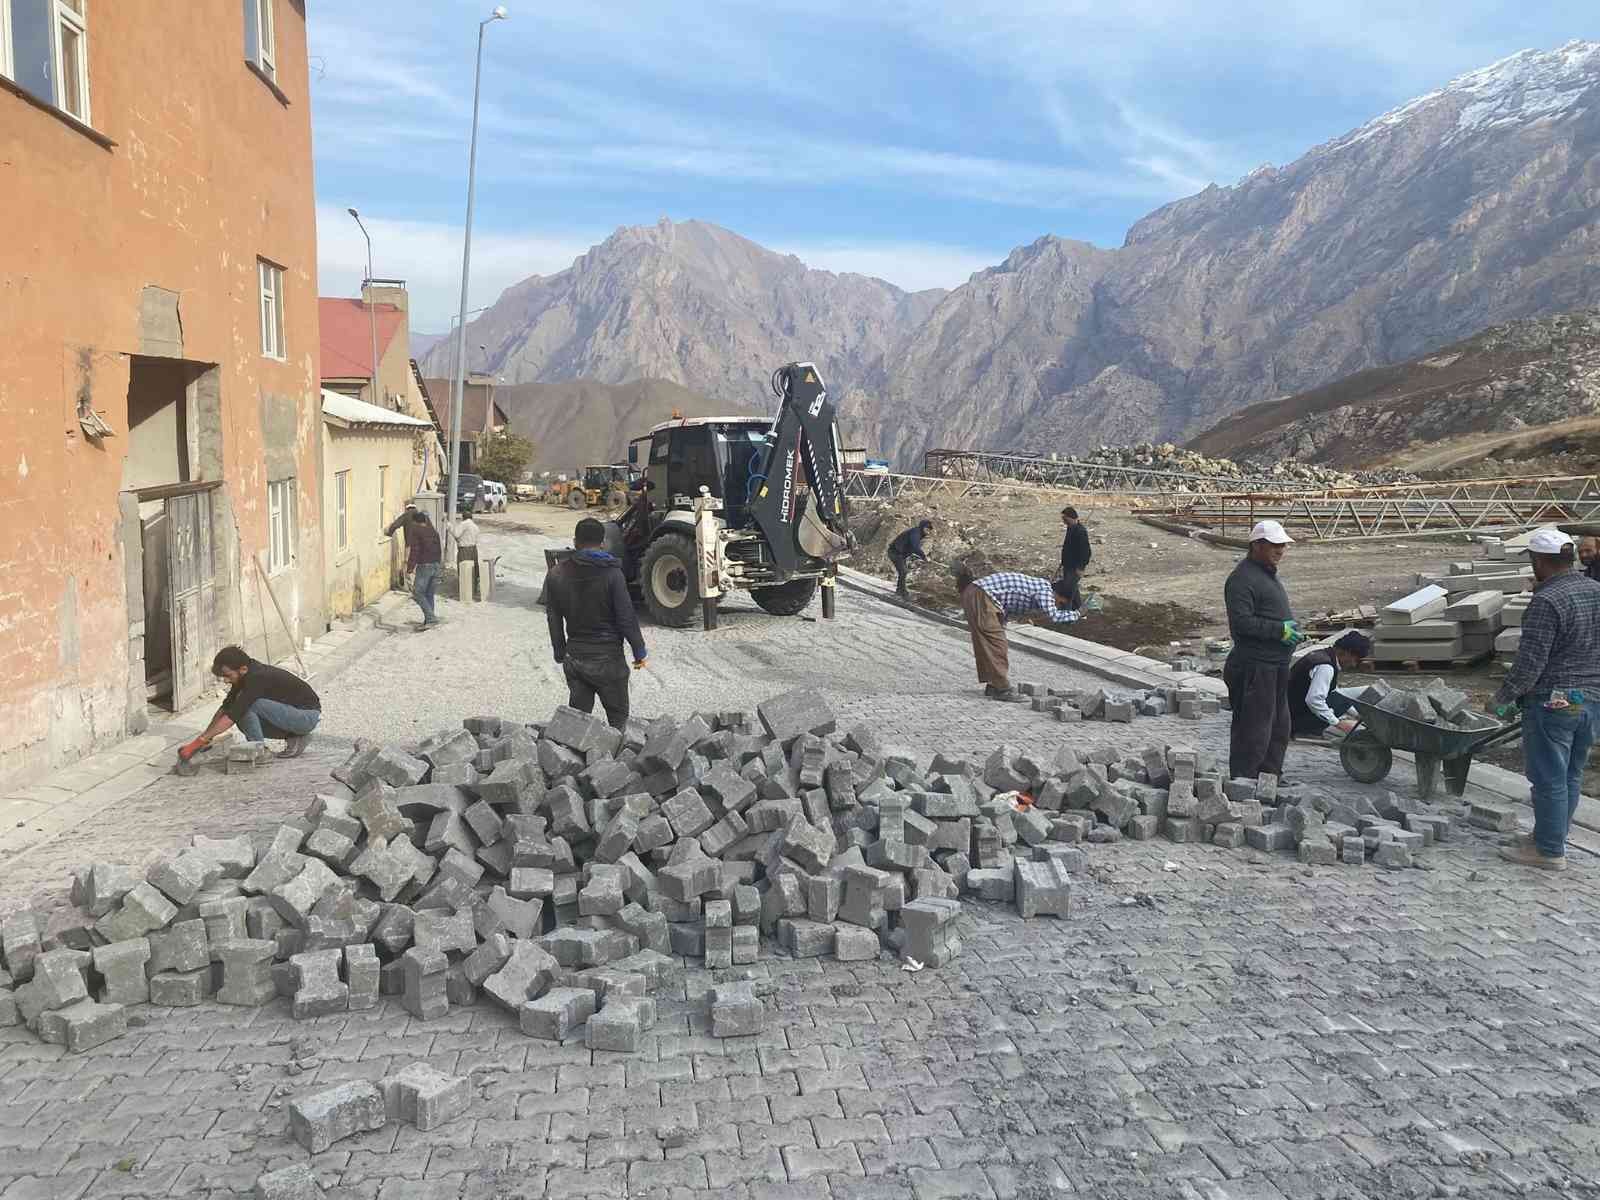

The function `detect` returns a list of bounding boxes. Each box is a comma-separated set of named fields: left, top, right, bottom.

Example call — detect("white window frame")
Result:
left=1, top=0, right=14, bottom=81
left=54, top=0, right=87, bottom=123
left=258, top=259, right=285, bottom=360
left=335, top=469, right=349, bottom=552
left=246, top=0, right=275, bottom=80
left=268, top=478, right=295, bottom=574
left=377, top=464, right=389, bottom=530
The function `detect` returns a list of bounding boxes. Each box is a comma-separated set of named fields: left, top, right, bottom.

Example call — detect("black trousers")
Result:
left=888, top=550, right=910, bottom=594
left=1224, top=654, right=1290, bottom=780
left=457, top=546, right=480, bottom=601
left=563, top=650, right=630, bottom=730
left=1058, top=569, right=1084, bottom=610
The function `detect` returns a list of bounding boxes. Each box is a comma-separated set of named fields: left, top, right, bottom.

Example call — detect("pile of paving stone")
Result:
left=1015, top=680, right=1221, bottom=721
left=0, top=689, right=1083, bottom=1058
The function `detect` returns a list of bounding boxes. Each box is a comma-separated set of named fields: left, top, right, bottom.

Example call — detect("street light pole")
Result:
left=446, top=5, right=507, bottom=535
left=347, top=208, right=380, bottom=407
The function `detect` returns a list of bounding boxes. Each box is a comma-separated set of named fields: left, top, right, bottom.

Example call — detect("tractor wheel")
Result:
left=641, top=533, right=698, bottom=627
left=567, top=489, right=588, bottom=510
left=752, top=577, right=818, bottom=616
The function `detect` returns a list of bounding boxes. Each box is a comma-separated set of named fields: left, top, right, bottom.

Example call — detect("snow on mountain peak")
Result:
left=1336, top=40, right=1600, bottom=151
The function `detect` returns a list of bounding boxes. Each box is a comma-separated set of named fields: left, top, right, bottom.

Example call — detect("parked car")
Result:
left=454, top=473, right=484, bottom=514
left=484, top=482, right=508, bottom=512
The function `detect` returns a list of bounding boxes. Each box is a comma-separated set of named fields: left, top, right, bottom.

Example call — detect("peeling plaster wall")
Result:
left=0, top=1, right=322, bottom=789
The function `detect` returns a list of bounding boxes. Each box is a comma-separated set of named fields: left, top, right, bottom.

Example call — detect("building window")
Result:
left=3, top=0, right=92, bottom=124
left=377, top=464, right=389, bottom=528
left=243, top=0, right=274, bottom=80
left=268, top=478, right=295, bottom=574
left=258, top=259, right=285, bottom=360
left=335, top=470, right=349, bottom=552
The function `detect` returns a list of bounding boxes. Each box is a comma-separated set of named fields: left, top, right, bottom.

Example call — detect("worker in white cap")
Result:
left=1222, top=519, right=1303, bottom=781
left=1492, top=525, right=1600, bottom=870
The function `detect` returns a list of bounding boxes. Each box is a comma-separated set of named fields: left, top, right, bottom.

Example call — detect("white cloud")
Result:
left=776, top=241, right=1003, bottom=292
left=314, top=205, right=598, bottom=332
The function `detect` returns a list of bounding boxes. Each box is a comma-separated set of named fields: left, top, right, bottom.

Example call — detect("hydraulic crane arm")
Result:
left=747, top=362, right=854, bottom=576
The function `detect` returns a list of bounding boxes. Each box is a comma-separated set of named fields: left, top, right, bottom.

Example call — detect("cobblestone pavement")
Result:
left=3, top=527, right=1600, bottom=1199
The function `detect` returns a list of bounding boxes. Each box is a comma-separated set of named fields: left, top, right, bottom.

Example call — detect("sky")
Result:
left=308, top=2, right=1596, bottom=332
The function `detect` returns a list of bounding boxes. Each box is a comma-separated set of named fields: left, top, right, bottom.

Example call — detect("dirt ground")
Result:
left=498, top=494, right=1560, bottom=786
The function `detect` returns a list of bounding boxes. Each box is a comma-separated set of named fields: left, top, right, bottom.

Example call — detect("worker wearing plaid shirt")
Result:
left=957, top=569, right=1080, bottom=702
left=1492, top=526, right=1600, bottom=870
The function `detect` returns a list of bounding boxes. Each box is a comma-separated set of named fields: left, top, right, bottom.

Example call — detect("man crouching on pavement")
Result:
left=546, top=517, right=648, bottom=729
left=955, top=563, right=1080, bottom=703
left=183, top=646, right=321, bottom=760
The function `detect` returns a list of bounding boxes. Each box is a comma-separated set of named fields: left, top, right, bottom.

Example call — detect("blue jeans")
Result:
left=414, top=562, right=440, bottom=623
left=1523, top=699, right=1598, bottom=856
left=238, top=698, right=320, bottom=743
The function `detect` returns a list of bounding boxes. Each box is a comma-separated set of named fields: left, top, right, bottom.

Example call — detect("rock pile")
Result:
left=1020, top=443, right=1410, bottom=490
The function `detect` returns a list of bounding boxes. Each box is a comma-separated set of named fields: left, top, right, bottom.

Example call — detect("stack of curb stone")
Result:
left=0, top=688, right=1116, bottom=1057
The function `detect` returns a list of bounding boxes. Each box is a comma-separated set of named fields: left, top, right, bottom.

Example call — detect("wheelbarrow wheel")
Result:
left=1340, top=731, right=1393, bottom=784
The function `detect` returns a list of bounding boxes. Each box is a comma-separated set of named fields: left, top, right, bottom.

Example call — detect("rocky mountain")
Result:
left=424, top=42, right=1600, bottom=468
left=494, top=377, right=743, bottom=476
left=419, top=220, right=946, bottom=418
left=1188, top=308, right=1600, bottom=470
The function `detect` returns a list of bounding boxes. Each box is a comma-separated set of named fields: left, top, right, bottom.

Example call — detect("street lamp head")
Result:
left=491, top=6, right=508, bottom=19
left=346, top=206, right=359, bottom=218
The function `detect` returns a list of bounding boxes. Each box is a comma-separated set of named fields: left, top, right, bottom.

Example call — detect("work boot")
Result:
left=987, top=687, right=1030, bottom=704
left=277, top=733, right=313, bottom=760
left=1498, top=843, right=1566, bottom=871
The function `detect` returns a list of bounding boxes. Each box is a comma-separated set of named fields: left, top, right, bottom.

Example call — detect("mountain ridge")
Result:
left=421, top=41, right=1600, bottom=468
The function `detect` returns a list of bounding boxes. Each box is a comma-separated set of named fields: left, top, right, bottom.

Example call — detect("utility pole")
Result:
left=347, top=208, right=380, bottom=406
left=447, top=6, right=508, bottom=534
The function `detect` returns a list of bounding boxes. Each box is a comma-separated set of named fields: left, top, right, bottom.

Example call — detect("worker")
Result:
left=384, top=503, right=420, bottom=580
left=955, top=564, right=1080, bottom=703
left=452, top=510, right=482, bottom=602
left=183, top=645, right=320, bottom=761
left=545, top=517, right=648, bottom=729
left=410, top=510, right=443, bottom=629
left=620, top=479, right=655, bottom=576
left=887, top=518, right=934, bottom=598
left=1287, top=630, right=1373, bottom=738
left=1059, top=506, right=1092, bottom=609
left=1222, top=520, right=1301, bottom=780
left=1579, top=535, right=1600, bottom=583
left=1491, top=526, right=1600, bottom=870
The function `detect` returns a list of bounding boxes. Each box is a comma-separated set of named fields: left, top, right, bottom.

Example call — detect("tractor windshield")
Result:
left=582, top=467, right=610, bottom=491
left=714, top=425, right=770, bottom=528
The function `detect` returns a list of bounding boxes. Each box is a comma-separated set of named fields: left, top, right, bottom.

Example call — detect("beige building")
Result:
left=421, top=375, right=510, bottom=475
left=320, top=281, right=443, bottom=493
left=320, top=390, right=431, bottom=620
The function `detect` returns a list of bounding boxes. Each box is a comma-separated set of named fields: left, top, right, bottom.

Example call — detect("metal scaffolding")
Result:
left=921, top=447, right=1321, bottom=494
left=1143, top=475, right=1600, bottom=540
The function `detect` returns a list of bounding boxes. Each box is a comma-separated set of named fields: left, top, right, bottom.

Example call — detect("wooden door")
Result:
left=165, top=490, right=217, bottom=711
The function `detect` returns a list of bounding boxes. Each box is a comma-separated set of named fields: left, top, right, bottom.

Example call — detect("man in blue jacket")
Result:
left=887, top=518, right=934, bottom=597
left=545, top=518, right=648, bottom=728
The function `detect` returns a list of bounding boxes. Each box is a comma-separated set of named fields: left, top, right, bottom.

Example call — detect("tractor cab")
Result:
left=628, top=417, right=772, bottom=531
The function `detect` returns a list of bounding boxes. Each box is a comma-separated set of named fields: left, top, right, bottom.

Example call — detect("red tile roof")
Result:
left=319, top=298, right=405, bottom=382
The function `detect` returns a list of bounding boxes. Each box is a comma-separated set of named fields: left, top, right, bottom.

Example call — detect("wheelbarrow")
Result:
left=1337, top=696, right=1522, bottom=800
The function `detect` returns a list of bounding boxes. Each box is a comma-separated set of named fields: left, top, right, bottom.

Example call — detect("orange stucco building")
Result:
left=0, top=1, right=324, bottom=786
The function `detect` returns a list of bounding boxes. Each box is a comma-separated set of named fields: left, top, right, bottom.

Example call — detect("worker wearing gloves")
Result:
left=178, top=645, right=321, bottom=765
left=1490, top=526, right=1600, bottom=870
left=1287, top=630, right=1372, bottom=738
left=1222, top=520, right=1300, bottom=780
left=545, top=517, right=649, bottom=730
left=955, top=565, right=1080, bottom=703
left=887, top=518, right=934, bottom=598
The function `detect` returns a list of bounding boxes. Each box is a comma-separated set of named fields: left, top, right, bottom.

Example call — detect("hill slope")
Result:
left=494, top=377, right=747, bottom=477
left=1188, top=309, right=1600, bottom=469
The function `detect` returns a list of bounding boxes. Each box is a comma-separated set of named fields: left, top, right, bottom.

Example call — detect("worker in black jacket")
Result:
left=887, top=518, right=934, bottom=597
left=1222, top=520, right=1303, bottom=780
left=545, top=517, right=648, bottom=729
left=1059, top=507, right=1091, bottom=609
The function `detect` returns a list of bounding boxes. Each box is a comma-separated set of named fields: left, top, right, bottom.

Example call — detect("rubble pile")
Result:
left=1024, top=442, right=1414, bottom=490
